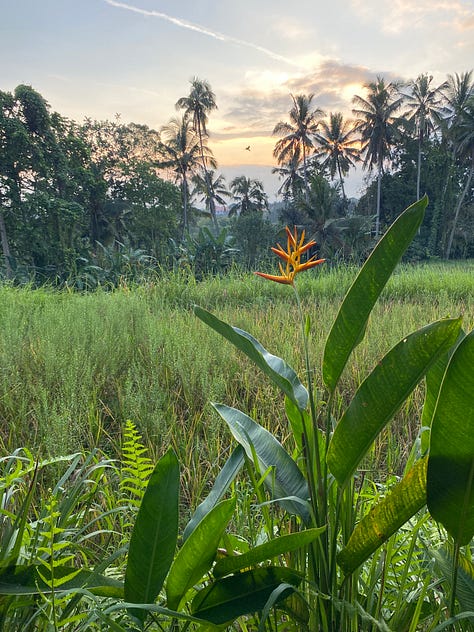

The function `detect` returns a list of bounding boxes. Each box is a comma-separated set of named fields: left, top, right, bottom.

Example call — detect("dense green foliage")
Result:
left=1, top=71, right=473, bottom=285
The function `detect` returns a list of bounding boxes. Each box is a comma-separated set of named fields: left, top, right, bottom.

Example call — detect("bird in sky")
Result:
left=245, top=145, right=251, bottom=151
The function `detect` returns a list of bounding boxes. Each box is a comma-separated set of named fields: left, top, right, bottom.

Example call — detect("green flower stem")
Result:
left=292, top=282, right=330, bottom=600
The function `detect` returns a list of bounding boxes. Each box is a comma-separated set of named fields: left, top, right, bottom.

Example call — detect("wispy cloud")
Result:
left=104, top=0, right=303, bottom=68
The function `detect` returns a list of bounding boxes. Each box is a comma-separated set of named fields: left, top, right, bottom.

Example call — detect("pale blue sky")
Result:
left=2, top=0, right=473, bottom=197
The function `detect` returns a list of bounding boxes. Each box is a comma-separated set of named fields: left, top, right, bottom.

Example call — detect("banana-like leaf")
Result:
left=0, top=565, right=123, bottom=598
left=213, top=403, right=310, bottom=523
left=191, top=566, right=301, bottom=625
left=166, top=497, right=236, bottom=611
left=337, top=457, right=427, bottom=575
left=183, top=446, right=244, bottom=542
left=213, top=527, right=325, bottom=578
left=124, top=448, right=179, bottom=621
left=195, top=306, right=308, bottom=411
left=427, top=330, right=474, bottom=545
left=323, top=197, right=427, bottom=392
left=328, top=318, right=462, bottom=487
left=421, top=330, right=465, bottom=429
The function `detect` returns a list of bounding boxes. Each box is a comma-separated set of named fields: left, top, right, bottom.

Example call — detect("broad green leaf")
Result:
left=328, top=318, right=462, bottom=487
left=195, top=306, right=308, bottom=411
left=0, top=565, right=123, bottom=598
left=337, top=457, right=427, bottom=575
left=191, top=566, right=301, bottom=625
left=427, top=330, right=474, bottom=545
left=213, top=404, right=310, bottom=523
left=323, top=197, right=427, bottom=392
left=213, top=527, right=325, bottom=578
left=183, top=446, right=244, bottom=542
left=124, top=448, right=179, bottom=620
left=166, top=497, right=236, bottom=611
left=421, top=330, right=465, bottom=429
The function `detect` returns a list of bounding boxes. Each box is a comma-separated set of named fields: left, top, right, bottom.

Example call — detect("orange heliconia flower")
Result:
left=255, top=226, right=325, bottom=285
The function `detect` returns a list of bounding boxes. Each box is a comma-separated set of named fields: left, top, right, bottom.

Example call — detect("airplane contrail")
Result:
left=104, top=0, right=302, bottom=69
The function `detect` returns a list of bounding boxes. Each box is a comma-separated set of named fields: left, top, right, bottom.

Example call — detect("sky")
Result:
left=2, top=0, right=474, bottom=199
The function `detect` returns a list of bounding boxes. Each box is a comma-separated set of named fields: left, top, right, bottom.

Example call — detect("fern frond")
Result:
left=119, top=420, right=153, bottom=508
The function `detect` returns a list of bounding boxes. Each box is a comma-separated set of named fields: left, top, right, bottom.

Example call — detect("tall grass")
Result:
left=0, top=262, right=472, bottom=508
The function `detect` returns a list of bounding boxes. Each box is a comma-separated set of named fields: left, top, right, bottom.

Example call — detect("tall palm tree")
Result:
left=228, top=176, right=268, bottom=216
left=176, top=78, right=219, bottom=228
left=158, top=116, right=216, bottom=237
left=353, top=77, right=403, bottom=237
left=314, top=112, right=360, bottom=201
left=273, top=94, right=324, bottom=203
left=402, top=74, right=448, bottom=200
left=443, top=71, right=474, bottom=258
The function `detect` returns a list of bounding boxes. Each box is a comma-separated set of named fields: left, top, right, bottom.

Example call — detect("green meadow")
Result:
left=1, top=261, right=472, bottom=492
left=0, top=252, right=473, bottom=630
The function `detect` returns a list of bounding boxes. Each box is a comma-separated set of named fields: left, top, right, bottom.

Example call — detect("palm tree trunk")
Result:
left=0, top=208, right=13, bottom=279
left=445, top=154, right=474, bottom=259
left=337, top=160, right=347, bottom=202
left=375, top=156, right=383, bottom=238
left=196, top=121, right=218, bottom=231
left=416, top=136, right=422, bottom=200
left=302, top=144, right=310, bottom=204
left=182, top=176, right=189, bottom=239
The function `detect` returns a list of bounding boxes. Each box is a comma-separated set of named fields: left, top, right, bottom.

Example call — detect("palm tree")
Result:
left=443, top=72, right=474, bottom=258
left=272, top=145, right=305, bottom=201
left=273, top=94, right=324, bottom=202
left=402, top=74, right=447, bottom=200
left=314, top=112, right=360, bottom=201
left=176, top=78, right=219, bottom=228
left=158, top=116, right=216, bottom=237
left=193, top=170, right=229, bottom=218
left=353, top=77, right=403, bottom=237
left=228, top=176, right=268, bottom=216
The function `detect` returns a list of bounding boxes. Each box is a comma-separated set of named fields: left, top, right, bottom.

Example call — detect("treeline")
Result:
left=0, top=72, right=473, bottom=286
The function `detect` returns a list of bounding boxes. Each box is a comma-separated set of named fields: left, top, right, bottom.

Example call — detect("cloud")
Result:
left=104, top=0, right=303, bottom=68
left=217, top=60, right=404, bottom=135
left=349, top=0, right=474, bottom=35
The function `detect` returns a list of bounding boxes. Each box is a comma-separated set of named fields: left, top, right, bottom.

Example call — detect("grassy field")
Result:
left=0, top=261, right=472, bottom=507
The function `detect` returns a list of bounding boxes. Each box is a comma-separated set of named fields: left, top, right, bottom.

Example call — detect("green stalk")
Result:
left=450, top=541, right=460, bottom=619
left=292, top=283, right=331, bottom=625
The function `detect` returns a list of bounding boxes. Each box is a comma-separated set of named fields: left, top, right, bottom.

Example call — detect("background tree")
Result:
left=192, top=170, right=229, bottom=219
left=272, top=145, right=305, bottom=202
left=443, top=71, right=474, bottom=258
left=273, top=94, right=324, bottom=203
left=315, top=112, right=360, bottom=201
left=402, top=73, right=447, bottom=200
left=353, top=77, right=403, bottom=237
left=228, top=176, right=268, bottom=216
left=175, top=78, right=219, bottom=229
left=159, top=116, right=216, bottom=237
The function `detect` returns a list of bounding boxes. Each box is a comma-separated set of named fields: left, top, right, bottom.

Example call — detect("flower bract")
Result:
left=255, top=226, right=325, bottom=285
